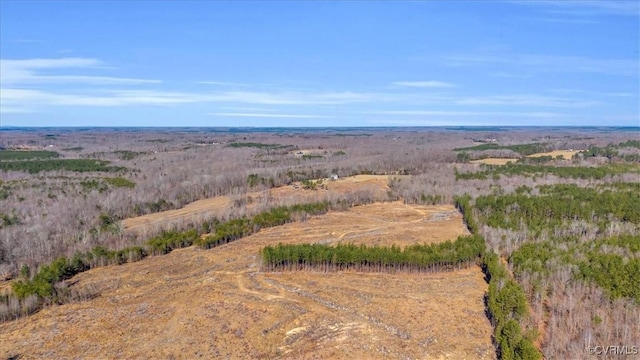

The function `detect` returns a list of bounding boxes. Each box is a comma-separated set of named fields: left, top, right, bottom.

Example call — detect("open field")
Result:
left=469, top=158, right=516, bottom=165
left=526, top=150, right=583, bottom=158
left=122, top=174, right=394, bottom=234
left=0, top=202, right=494, bottom=359
left=468, top=150, right=584, bottom=165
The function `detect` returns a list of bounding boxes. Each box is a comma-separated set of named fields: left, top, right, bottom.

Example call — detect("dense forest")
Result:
left=471, top=181, right=639, bottom=358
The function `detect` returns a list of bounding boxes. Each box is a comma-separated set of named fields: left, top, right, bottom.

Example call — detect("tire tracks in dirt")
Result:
left=263, top=277, right=411, bottom=340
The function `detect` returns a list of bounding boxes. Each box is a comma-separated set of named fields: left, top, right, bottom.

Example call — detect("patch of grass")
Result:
left=619, top=140, right=640, bottom=148
left=80, top=179, right=108, bottom=193
left=103, top=177, right=136, bottom=188
left=0, top=183, right=11, bottom=200
left=302, top=154, right=323, bottom=160
left=0, top=211, right=20, bottom=228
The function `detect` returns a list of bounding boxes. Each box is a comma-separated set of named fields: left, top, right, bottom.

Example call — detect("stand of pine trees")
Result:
left=260, top=235, right=484, bottom=273
left=456, top=195, right=541, bottom=360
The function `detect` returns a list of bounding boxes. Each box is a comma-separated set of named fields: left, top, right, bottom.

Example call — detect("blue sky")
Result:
left=0, top=1, right=638, bottom=127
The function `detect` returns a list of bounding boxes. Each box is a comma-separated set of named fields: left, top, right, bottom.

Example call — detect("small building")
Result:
left=330, top=174, right=339, bottom=180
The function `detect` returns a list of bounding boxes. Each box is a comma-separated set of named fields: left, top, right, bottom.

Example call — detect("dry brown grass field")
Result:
left=468, top=150, right=583, bottom=165
left=0, top=202, right=495, bottom=359
left=469, top=158, right=516, bottom=165
left=526, top=149, right=583, bottom=158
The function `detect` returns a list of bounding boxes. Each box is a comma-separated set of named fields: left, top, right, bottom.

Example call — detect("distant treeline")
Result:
left=0, top=150, right=60, bottom=161
left=86, top=150, right=147, bottom=161
left=454, top=142, right=550, bottom=156
left=581, top=141, right=640, bottom=162
left=227, top=142, right=294, bottom=150
left=455, top=163, right=639, bottom=180
left=0, top=159, right=127, bottom=174
left=259, top=235, right=485, bottom=273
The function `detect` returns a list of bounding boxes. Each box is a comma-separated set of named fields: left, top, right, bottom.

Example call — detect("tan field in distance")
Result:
left=526, top=149, right=583, bottom=158
left=469, top=149, right=584, bottom=166
left=0, top=202, right=495, bottom=359
left=469, top=158, right=516, bottom=165
left=122, top=174, right=396, bottom=234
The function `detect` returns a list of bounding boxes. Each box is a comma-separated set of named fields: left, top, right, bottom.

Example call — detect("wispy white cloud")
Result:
left=197, top=81, right=254, bottom=87
left=0, top=87, right=396, bottom=113
left=536, top=17, right=599, bottom=24
left=547, top=88, right=638, bottom=99
left=369, top=110, right=563, bottom=118
left=2, top=58, right=100, bottom=69
left=0, top=106, right=35, bottom=114
left=5, top=39, right=42, bottom=43
left=392, top=81, right=456, bottom=88
left=455, top=94, right=599, bottom=108
left=2, top=57, right=628, bottom=126
left=604, top=92, right=636, bottom=98
left=207, top=112, right=332, bottom=119
left=0, top=88, right=197, bottom=109
left=445, top=53, right=638, bottom=77
left=0, top=58, right=160, bottom=86
left=488, top=72, right=532, bottom=79
left=508, top=0, right=639, bottom=17
left=204, top=91, right=396, bottom=105
left=0, top=58, right=398, bottom=113
left=11, top=75, right=160, bottom=85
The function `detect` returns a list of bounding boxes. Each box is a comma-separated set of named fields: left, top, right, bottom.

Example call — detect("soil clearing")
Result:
left=1, top=202, right=494, bottom=359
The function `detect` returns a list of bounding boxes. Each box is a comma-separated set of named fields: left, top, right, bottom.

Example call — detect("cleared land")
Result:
left=469, top=150, right=583, bottom=165
left=470, top=158, right=516, bottom=165
left=122, top=175, right=393, bottom=234
left=526, top=149, right=582, bottom=158
left=1, top=202, right=494, bottom=359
